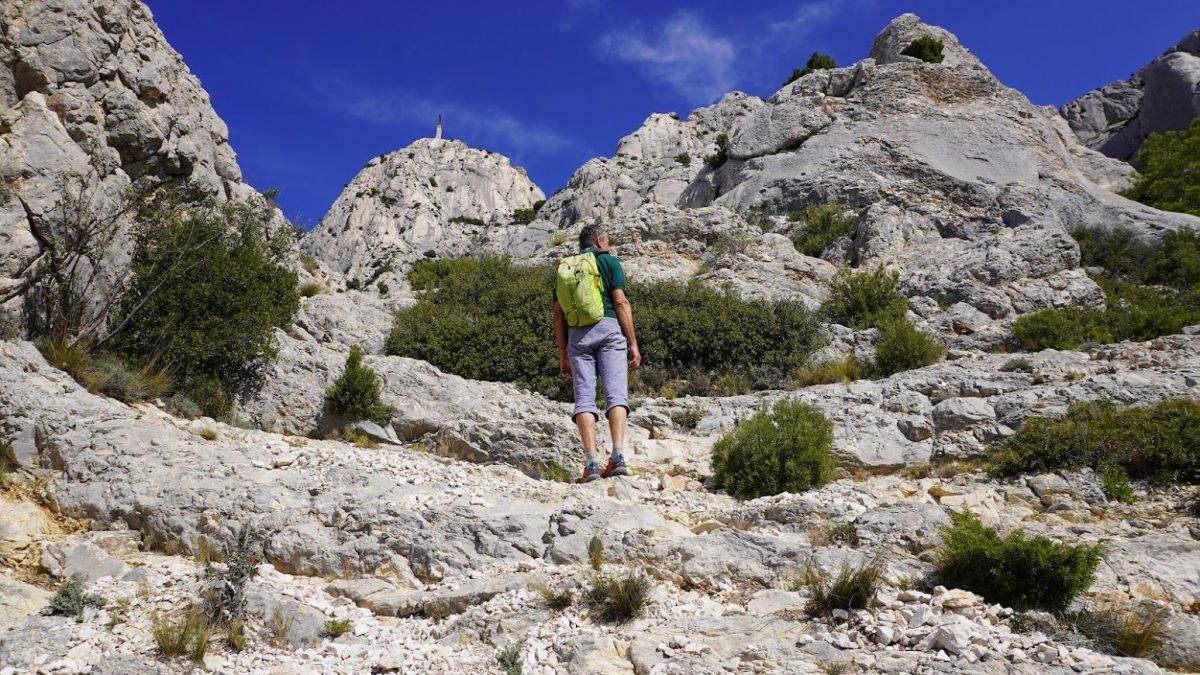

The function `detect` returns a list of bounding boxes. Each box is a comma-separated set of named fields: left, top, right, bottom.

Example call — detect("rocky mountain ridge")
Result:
left=1061, top=28, right=1200, bottom=164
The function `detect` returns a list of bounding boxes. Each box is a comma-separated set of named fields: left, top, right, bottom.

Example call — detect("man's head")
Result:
left=578, top=223, right=608, bottom=252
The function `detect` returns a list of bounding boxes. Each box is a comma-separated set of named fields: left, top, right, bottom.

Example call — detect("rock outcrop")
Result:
left=0, top=0, right=265, bottom=325
left=1061, top=28, right=1200, bottom=164
left=301, top=138, right=545, bottom=294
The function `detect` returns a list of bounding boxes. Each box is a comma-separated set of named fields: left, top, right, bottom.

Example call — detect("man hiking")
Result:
left=553, top=223, right=641, bottom=483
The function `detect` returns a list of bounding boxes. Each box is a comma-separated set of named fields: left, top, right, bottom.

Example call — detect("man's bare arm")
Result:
left=552, top=301, right=571, bottom=377
left=611, top=289, right=641, bottom=370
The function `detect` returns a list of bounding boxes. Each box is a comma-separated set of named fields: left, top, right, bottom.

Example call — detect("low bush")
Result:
left=324, top=346, right=396, bottom=424
left=823, top=266, right=907, bottom=330
left=870, top=318, right=944, bottom=377
left=534, top=582, right=574, bottom=610
left=711, top=399, right=836, bottom=499
left=988, top=399, right=1200, bottom=492
left=935, top=510, right=1103, bottom=611
left=783, top=52, right=837, bottom=87
left=48, top=573, right=106, bottom=620
left=808, top=521, right=860, bottom=547
left=37, top=338, right=172, bottom=403
left=152, top=609, right=212, bottom=662
left=789, top=203, right=855, bottom=258
left=792, top=356, right=862, bottom=387
left=1122, top=117, right=1200, bottom=217
left=299, top=281, right=324, bottom=297
left=496, top=641, right=524, bottom=675
left=800, top=559, right=883, bottom=615
left=704, top=133, right=730, bottom=170
left=902, top=36, right=945, bottom=64
left=1011, top=307, right=1110, bottom=351
left=674, top=153, right=691, bottom=167
left=670, top=406, right=705, bottom=430
left=202, top=529, right=260, bottom=627
left=387, top=256, right=824, bottom=399
left=511, top=208, right=537, bottom=225
left=585, top=572, right=650, bottom=624
left=323, top=619, right=352, bottom=638
left=1071, top=605, right=1167, bottom=658
left=449, top=215, right=486, bottom=226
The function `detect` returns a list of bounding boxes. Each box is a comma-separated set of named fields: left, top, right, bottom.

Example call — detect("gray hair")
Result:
left=578, top=223, right=605, bottom=251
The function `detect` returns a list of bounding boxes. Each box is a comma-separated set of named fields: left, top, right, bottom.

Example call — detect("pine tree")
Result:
left=324, top=346, right=396, bottom=424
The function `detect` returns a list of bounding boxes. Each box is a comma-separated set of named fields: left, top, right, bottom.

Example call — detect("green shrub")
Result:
left=901, top=36, right=945, bottom=64
left=511, top=208, right=537, bottom=225
left=670, top=406, right=705, bottom=430
left=988, top=399, right=1200, bottom=491
left=711, top=399, right=836, bottom=499
left=823, top=266, right=907, bottom=330
left=114, top=197, right=299, bottom=418
left=789, top=203, right=855, bottom=258
left=299, top=254, right=320, bottom=275
left=870, top=318, right=943, bottom=377
left=323, top=619, right=352, bottom=638
left=1011, top=307, right=1111, bottom=351
left=585, top=572, right=650, bottom=624
left=449, top=215, right=486, bottom=226
left=299, top=281, right=324, bottom=297
left=386, top=257, right=823, bottom=399
left=1123, top=117, right=1200, bottom=216
left=324, top=346, right=396, bottom=424
left=534, top=583, right=574, bottom=610
left=1099, top=277, right=1200, bottom=343
left=1072, top=227, right=1160, bottom=282
left=783, top=52, right=837, bottom=87
left=935, top=511, right=1102, bottom=611
left=800, top=559, right=883, bottom=615
left=674, top=153, right=691, bottom=167
left=704, top=133, right=730, bottom=170
left=48, top=573, right=106, bottom=620
left=496, top=641, right=524, bottom=675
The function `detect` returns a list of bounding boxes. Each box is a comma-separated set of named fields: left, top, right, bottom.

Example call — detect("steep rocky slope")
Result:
left=0, top=0, right=269, bottom=325
left=302, top=138, right=545, bottom=293
left=1061, top=28, right=1200, bottom=164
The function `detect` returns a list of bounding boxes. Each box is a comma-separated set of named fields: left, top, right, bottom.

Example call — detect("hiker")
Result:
left=553, top=223, right=642, bottom=482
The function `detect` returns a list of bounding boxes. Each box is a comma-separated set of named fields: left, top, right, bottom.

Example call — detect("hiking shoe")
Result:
left=578, top=461, right=602, bottom=483
left=602, top=455, right=628, bottom=478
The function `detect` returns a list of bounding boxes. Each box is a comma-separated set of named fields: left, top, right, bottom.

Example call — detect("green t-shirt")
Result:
left=554, top=247, right=628, bottom=319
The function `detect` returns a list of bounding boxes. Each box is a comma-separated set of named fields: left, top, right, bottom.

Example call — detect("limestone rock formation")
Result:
left=1061, top=28, right=1200, bottom=164
left=0, top=0, right=266, bottom=325
left=301, top=138, right=545, bottom=294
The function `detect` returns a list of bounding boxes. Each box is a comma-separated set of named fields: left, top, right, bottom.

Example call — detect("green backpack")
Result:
left=556, top=252, right=606, bottom=327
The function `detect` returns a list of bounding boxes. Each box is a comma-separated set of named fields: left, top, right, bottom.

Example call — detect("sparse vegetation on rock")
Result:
left=902, top=36, right=945, bottom=63
left=585, top=572, right=650, bottom=624
left=935, top=510, right=1103, bottom=611
left=788, top=203, right=855, bottom=258
left=48, top=573, right=106, bottom=620
left=704, top=133, right=730, bottom=169
left=800, top=559, right=884, bottom=614
left=711, top=399, right=836, bottom=499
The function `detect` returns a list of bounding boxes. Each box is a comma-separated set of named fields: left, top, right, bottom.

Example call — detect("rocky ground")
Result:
left=2, top=335, right=1199, bottom=674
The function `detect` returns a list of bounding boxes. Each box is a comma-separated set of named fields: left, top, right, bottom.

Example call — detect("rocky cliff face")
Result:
left=301, top=138, right=545, bottom=293
left=0, top=0, right=264, bottom=323
left=1061, top=28, right=1200, bottom=164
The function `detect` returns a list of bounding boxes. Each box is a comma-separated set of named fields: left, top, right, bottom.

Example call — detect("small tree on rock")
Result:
left=324, top=345, right=396, bottom=424
left=901, top=36, right=945, bottom=64
left=783, top=52, right=837, bottom=87
left=1122, top=117, right=1200, bottom=217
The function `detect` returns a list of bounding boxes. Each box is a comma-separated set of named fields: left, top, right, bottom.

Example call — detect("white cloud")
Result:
left=765, top=1, right=842, bottom=41
left=600, top=12, right=737, bottom=105
left=316, top=76, right=580, bottom=158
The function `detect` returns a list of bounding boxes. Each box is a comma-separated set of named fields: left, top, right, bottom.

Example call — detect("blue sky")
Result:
left=145, top=1, right=1200, bottom=228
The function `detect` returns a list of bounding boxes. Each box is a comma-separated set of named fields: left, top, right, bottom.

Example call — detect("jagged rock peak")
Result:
left=868, top=13, right=986, bottom=70
left=301, top=137, right=544, bottom=289
left=1060, top=26, right=1200, bottom=164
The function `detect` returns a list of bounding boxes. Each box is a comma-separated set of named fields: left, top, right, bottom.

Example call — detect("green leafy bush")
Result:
left=1123, top=117, right=1200, bottom=216
left=935, top=510, right=1102, bottom=611
left=670, top=406, right=705, bottom=430
left=386, top=257, right=823, bottom=399
left=792, top=355, right=862, bottom=387
left=789, top=203, right=855, bottom=258
left=511, top=208, right=537, bottom=225
left=1011, top=307, right=1111, bottom=351
left=870, top=318, right=943, bottom=377
left=674, top=153, right=691, bottom=167
left=585, top=572, right=650, bottom=624
left=115, top=198, right=299, bottom=417
left=901, top=36, right=945, bottom=64
left=48, top=573, right=106, bottom=620
left=988, top=399, right=1200, bottom=490
left=324, top=345, right=396, bottom=424
left=711, top=399, right=836, bottom=499
left=704, top=133, right=730, bottom=170
left=823, top=266, right=907, bottom=330
left=783, top=52, right=837, bottom=87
